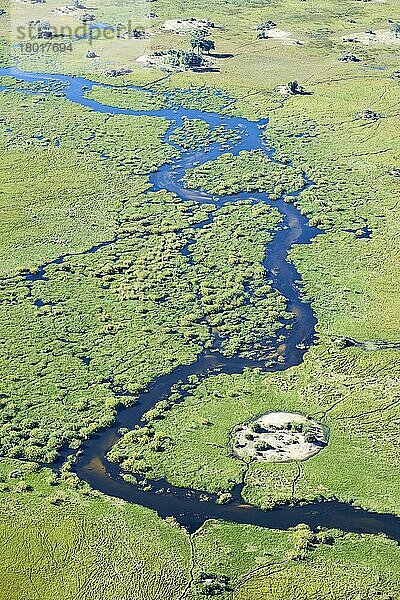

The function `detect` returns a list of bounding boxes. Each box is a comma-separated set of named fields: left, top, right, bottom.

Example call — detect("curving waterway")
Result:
left=1, top=67, right=400, bottom=541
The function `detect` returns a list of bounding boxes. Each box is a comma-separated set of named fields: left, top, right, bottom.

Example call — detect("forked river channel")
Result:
left=1, top=66, right=400, bottom=541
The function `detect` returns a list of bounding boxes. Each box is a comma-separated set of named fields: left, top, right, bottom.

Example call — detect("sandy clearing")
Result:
left=232, top=411, right=328, bottom=463
left=136, top=54, right=160, bottom=67
left=258, top=28, right=303, bottom=45
left=343, top=29, right=400, bottom=45
left=265, top=28, right=291, bottom=39
left=160, top=18, right=213, bottom=35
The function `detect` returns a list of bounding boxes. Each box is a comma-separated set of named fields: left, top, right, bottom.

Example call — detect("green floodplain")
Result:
left=0, top=0, right=400, bottom=598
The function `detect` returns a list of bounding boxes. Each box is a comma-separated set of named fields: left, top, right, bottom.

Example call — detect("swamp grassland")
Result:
left=0, top=85, right=177, bottom=274
left=0, top=87, right=291, bottom=462
left=0, top=457, right=400, bottom=600
left=108, top=63, right=400, bottom=514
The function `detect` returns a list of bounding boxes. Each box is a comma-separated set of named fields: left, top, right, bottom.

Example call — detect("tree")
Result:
left=200, top=39, right=215, bottom=54
left=287, top=80, right=302, bottom=94
left=166, top=49, right=206, bottom=70
left=190, top=30, right=215, bottom=55
left=255, top=20, right=276, bottom=30
left=195, top=573, right=231, bottom=596
left=251, top=421, right=263, bottom=433
left=391, top=22, right=400, bottom=37
left=36, top=20, right=52, bottom=39
left=290, top=524, right=315, bottom=560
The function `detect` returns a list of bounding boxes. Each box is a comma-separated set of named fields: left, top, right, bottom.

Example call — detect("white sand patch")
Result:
left=160, top=18, right=213, bottom=34
left=266, top=28, right=291, bottom=39
left=232, top=411, right=328, bottom=463
left=258, top=28, right=303, bottom=45
left=276, top=85, right=290, bottom=95
left=343, top=29, right=400, bottom=45
left=136, top=54, right=163, bottom=68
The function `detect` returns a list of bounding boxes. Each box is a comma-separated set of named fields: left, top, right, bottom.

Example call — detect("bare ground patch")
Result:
left=232, top=412, right=328, bottom=463
left=343, top=29, right=400, bottom=45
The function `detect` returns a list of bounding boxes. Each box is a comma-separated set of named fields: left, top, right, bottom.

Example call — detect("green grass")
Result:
left=190, top=200, right=287, bottom=358
left=0, top=88, right=292, bottom=462
left=85, top=84, right=166, bottom=111
left=1, top=458, right=399, bottom=600
left=0, top=459, right=192, bottom=600
left=170, top=118, right=243, bottom=150
left=0, top=185, right=212, bottom=461
left=264, top=77, right=400, bottom=341
left=233, top=531, right=400, bottom=600
left=0, top=88, right=177, bottom=274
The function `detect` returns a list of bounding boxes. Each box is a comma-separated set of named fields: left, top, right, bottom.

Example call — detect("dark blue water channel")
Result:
left=1, top=67, right=400, bottom=541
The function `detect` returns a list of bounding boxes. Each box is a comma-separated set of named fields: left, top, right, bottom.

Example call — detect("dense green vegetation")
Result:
left=265, top=78, right=400, bottom=342
left=0, top=195, right=288, bottom=462
left=0, top=459, right=192, bottom=600
left=0, top=87, right=177, bottom=273
left=0, top=88, right=292, bottom=462
left=0, top=185, right=207, bottom=461
left=233, top=531, right=400, bottom=600
left=184, top=150, right=305, bottom=199
left=85, top=84, right=166, bottom=111
left=170, top=118, right=243, bottom=151
left=189, top=201, right=288, bottom=358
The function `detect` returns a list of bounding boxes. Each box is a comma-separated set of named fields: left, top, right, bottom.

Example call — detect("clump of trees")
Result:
left=391, top=22, right=400, bottom=37
left=195, top=572, right=231, bottom=596
left=158, top=28, right=216, bottom=71
left=338, top=54, right=360, bottom=63
left=251, top=421, right=264, bottom=433
left=165, top=48, right=207, bottom=70
left=255, top=20, right=276, bottom=31
left=255, top=440, right=274, bottom=451
left=216, top=491, right=233, bottom=504
left=286, top=421, right=304, bottom=433
left=286, top=81, right=307, bottom=95
left=190, top=30, right=216, bottom=55
left=255, top=20, right=277, bottom=39
left=36, top=20, right=53, bottom=39
left=358, top=108, right=379, bottom=120
left=290, top=524, right=335, bottom=561
left=130, top=28, right=147, bottom=38
left=79, top=13, right=96, bottom=22
left=304, top=429, right=318, bottom=443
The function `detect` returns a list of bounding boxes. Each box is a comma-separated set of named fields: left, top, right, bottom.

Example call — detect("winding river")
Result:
left=1, top=66, right=400, bottom=541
